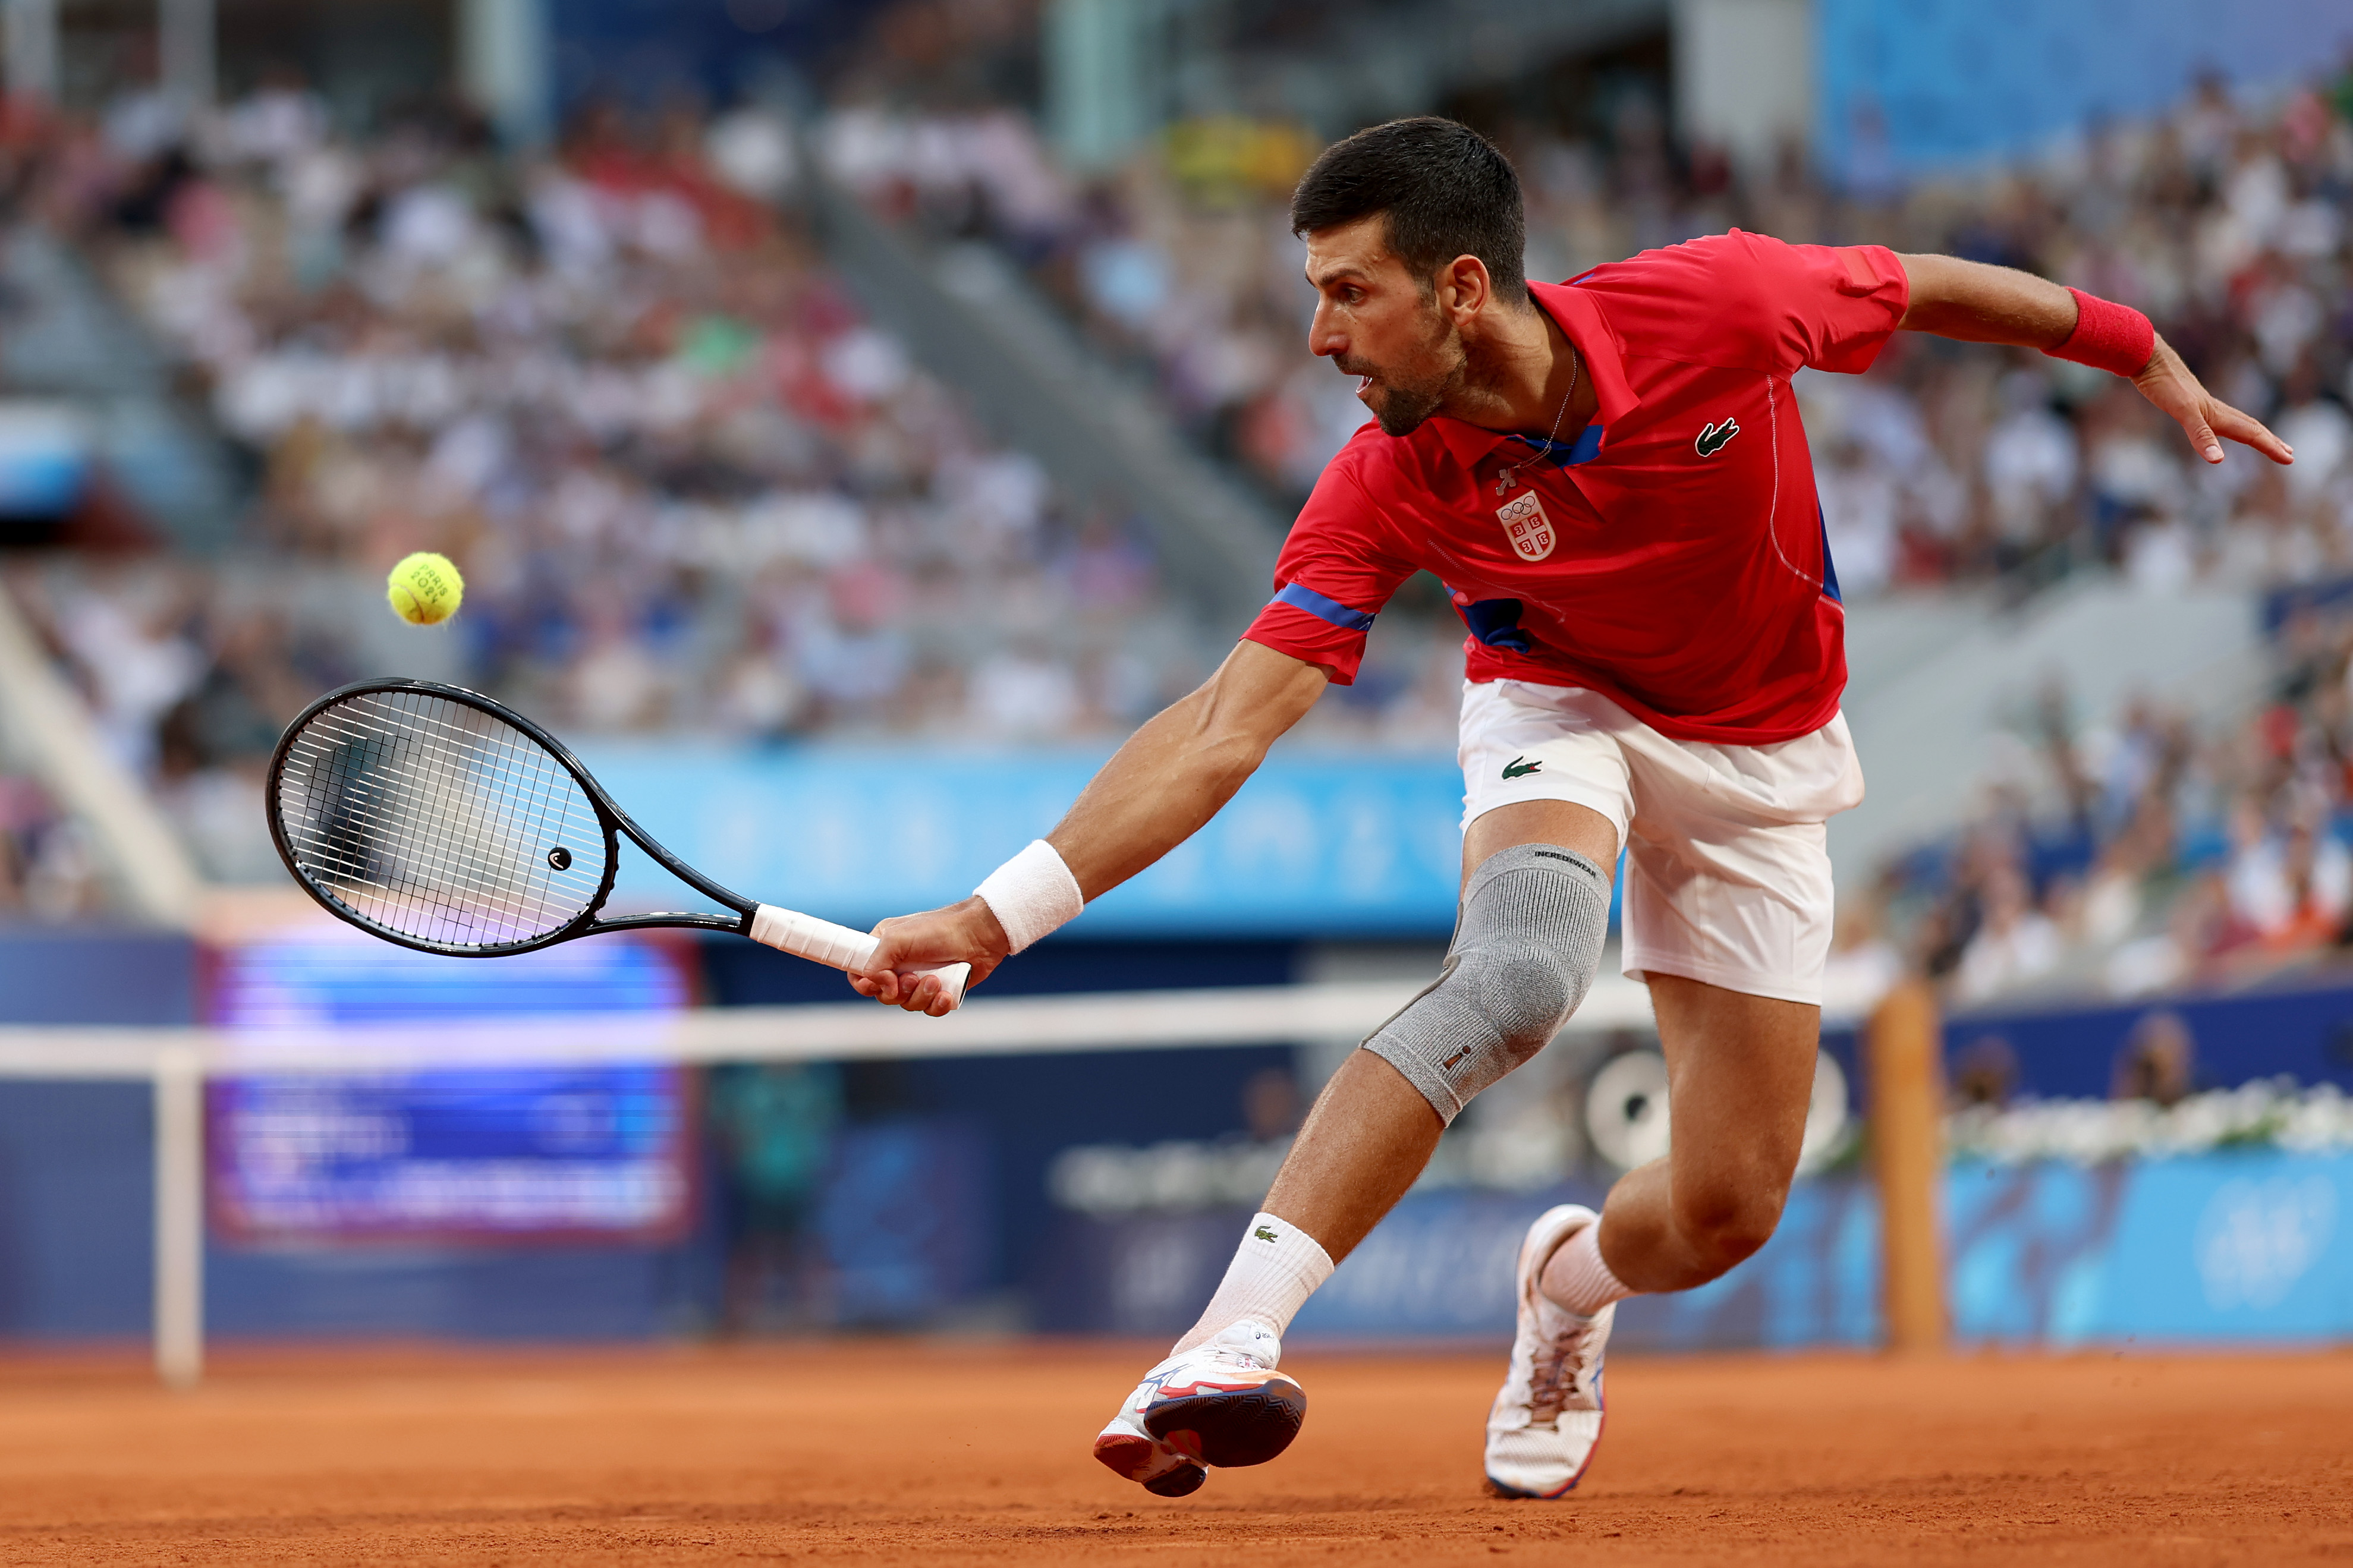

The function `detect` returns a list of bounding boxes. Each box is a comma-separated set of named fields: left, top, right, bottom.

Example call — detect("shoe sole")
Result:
left=1092, top=1432, right=1207, bottom=1496
left=1142, top=1376, right=1307, bottom=1468
left=1484, top=1473, right=1574, bottom=1500
left=1143, top=1463, right=1207, bottom=1497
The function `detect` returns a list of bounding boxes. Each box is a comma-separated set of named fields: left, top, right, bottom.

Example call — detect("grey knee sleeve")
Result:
left=1361, top=843, right=1610, bottom=1124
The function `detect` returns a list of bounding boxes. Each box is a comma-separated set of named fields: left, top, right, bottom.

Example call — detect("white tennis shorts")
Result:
left=1458, top=680, right=1865, bottom=1006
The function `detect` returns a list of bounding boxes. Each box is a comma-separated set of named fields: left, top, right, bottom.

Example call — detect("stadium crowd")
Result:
left=829, top=67, right=2353, bottom=603
left=1858, top=595, right=2353, bottom=1021
left=0, top=56, right=2351, bottom=1018
left=0, top=83, right=1225, bottom=876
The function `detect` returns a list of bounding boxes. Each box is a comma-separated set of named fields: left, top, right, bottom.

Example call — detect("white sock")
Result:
left=1543, top=1221, right=1634, bottom=1318
left=1171, top=1211, right=1335, bottom=1355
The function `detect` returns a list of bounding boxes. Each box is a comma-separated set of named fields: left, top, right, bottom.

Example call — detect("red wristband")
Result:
left=2046, top=288, right=2154, bottom=379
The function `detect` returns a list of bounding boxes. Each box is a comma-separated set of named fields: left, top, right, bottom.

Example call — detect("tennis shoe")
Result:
left=1091, top=1318, right=1306, bottom=1496
left=1485, top=1202, right=1613, bottom=1499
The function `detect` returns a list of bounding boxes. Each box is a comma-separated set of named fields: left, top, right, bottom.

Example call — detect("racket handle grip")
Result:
left=748, top=905, right=968, bottom=1010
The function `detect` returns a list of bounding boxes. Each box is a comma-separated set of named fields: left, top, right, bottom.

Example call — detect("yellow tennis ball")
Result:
left=387, top=552, right=464, bottom=626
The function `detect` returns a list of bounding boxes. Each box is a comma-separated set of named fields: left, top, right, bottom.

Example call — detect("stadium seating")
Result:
left=0, top=93, right=1226, bottom=879
left=3, top=65, right=2353, bottom=1017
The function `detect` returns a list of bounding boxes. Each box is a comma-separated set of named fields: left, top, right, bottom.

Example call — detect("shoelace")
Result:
left=1526, top=1318, right=1593, bottom=1422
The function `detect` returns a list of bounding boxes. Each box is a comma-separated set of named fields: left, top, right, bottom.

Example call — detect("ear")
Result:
left=1435, top=254, right=1492, bottom=323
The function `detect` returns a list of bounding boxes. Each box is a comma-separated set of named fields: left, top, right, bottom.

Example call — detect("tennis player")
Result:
left=851, top=117, right=2291, bottom=1498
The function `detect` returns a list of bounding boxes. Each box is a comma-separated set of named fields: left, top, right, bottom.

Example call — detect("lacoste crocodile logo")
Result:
left=1502, top=756, right=1543, bottom=780
left=1695, top=418, right=1739, bottom=457
left=1254, top=1225, right=1279, bottom=1242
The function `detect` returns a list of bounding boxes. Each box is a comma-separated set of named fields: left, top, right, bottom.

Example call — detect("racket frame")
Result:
left=267, top=677, right=766, bottom=958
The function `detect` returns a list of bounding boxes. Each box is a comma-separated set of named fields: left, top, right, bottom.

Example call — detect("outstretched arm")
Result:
left=850, top=639, right=1330, bottom=1013
left=1896, top=253, right=2292, bottom=468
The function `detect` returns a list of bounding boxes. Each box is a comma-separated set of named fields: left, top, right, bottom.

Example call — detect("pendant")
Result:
left=1494, top=467, right=1518, bottom=496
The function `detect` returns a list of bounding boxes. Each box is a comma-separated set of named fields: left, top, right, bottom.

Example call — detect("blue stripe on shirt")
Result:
left=1508, top=423, right=1606, bottom=468
left=1273, top=581, right=1375, bottom=632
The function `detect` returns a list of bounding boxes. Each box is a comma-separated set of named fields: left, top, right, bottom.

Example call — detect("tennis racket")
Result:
left=265, top=678, right=967, bottom=1007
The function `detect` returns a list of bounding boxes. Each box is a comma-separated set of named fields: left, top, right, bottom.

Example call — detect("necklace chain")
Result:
left=1495, top=345, right=1580, bottom=496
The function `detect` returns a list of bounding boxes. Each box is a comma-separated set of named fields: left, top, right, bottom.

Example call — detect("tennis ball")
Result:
left=387, top=551, right=464, bottom=626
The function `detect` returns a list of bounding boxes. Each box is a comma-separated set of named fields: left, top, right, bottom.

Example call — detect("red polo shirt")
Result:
left=1242, top=229, right=1911, bottom=744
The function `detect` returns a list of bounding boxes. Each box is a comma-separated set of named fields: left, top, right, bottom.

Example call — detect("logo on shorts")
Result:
left=1494, top=490, right=1556, bottom=561
left=1695, top=417, right=1740, bottom=457
left=1502, top=756, right=1543, bottom=780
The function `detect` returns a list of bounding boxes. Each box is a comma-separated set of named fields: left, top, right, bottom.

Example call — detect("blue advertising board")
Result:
left=206, top=934, right=695, bottom=1243
left=577, top=742, right=1465, bottom=937
left=1816, top=0, right=2336, bottom=179
left=1944, top=984, right=2353, bottom=1101
left=1053, top=1150, right=2353, bottom=1349
left=207, top=1066, right=688, bottom=1242
left=1946, top=1154, right=2351, bottom=1345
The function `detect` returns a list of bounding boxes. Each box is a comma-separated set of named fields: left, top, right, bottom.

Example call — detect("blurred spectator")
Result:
left=707, top=1061, right=843, bottom=1334
left=1948, top=1034, right=2020, bottom=1109
left=1952, top=862, right=2063, bottom=1005
left=2225, top=800, right=2351, bottom=947
left=0, top=770, right=99, bottom=921
left=2110, top=1009, right=2197, bottom=1105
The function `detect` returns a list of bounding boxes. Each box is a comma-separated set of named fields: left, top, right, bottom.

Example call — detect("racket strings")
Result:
left=276, top=689, right=609, bottom=949
left=291, top=700, right=585, bottom=940
left=332, top=702, right=569, bottom=909
left=292, top=697, right=598, bottom=944
left=344, top=694, right=604, bottom=934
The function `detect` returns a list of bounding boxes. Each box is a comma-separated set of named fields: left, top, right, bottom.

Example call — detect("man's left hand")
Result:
left=2134, top=336, right=2294, bottom=468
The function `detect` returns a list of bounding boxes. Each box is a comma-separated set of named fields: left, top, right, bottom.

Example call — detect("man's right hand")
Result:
left=850, top=896, right=1012, bottom=1016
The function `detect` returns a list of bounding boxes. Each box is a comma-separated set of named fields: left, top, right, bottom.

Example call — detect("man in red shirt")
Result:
left=852, top=118, right=2289, bottom=1498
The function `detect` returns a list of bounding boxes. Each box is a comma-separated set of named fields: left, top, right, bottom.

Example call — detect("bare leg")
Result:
left=1546, top=973, right=1818, bottom=1297
left=1259, top=1051, right=1441, bottom=1261
left=1262, top=799, right=1617, bottom=1264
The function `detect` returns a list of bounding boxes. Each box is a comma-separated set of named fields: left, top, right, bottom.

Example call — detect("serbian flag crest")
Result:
left=1496, top=490, right=1555, bottom=562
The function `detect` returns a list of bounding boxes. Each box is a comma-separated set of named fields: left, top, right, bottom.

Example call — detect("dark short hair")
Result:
left=1289, top=117, right=1528, bottom=304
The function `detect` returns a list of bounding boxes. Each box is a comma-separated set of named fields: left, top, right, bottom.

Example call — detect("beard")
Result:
left=1337, top=315, right=1467, bottom=438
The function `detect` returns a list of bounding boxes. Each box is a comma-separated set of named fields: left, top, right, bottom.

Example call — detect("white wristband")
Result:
left=974, top=839, right=1084, bottom=953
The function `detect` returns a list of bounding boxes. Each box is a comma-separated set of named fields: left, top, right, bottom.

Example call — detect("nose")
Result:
left=1309, top=298, right=1345, bottom=360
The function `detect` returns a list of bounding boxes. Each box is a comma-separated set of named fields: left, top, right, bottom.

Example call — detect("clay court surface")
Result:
left=0, top=1343, right=2345, bottom=1565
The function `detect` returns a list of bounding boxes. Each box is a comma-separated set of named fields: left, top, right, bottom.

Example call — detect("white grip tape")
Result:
left=748, top=905, right=968, bottom=1009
